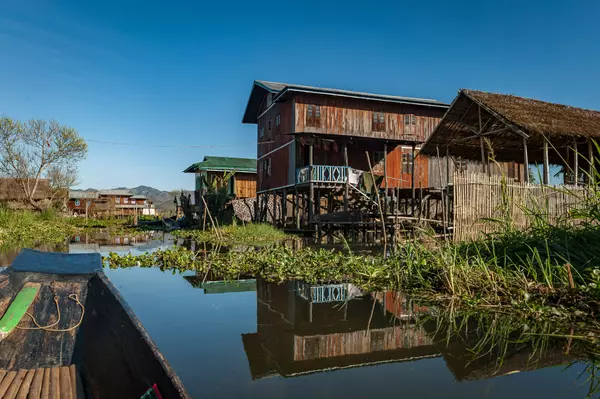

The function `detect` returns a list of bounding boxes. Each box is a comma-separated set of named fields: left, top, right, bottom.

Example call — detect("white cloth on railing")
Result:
left=348, top=168, right=362, bottom=185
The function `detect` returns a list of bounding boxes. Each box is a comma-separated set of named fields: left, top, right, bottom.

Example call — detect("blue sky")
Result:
left=0, top=0, right=598, bottom=191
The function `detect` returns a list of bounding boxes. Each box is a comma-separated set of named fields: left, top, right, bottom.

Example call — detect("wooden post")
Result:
left=383, top=143, right=388, bottom=215
left=588, top=138, right=595, bottom=184
left=282, top=188, right=287, bottom=226
left=480, top=136, right=486, bottom=174
left=543, top=139, right=550, bottom=185
left=436, top=146, right=447, bottom=238
left=411, top=144, right=416, bottom=215
left=343, top=142, right=349, bottom=212
left=308, top=141, right=314, bottom=224
left=366, top=151, right=387, bottom=245
left=573, top=139, right=579, bottom=186
left=445, top=146, right=450, bottom=186
left=294, top=188, right=299, bottom=229
left=523, top=137, right=529, bottom=183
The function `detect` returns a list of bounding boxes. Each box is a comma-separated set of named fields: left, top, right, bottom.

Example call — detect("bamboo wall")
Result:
left=234, top=173, right=257, bottom=198
left=453, top=172, right=586, bottom=242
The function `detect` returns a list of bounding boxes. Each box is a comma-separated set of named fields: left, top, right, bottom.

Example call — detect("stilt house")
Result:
left=243, top=81, right=523, bottom=231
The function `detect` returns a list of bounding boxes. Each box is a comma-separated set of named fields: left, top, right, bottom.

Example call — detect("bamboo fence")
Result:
left=453, top=172, right=587, bottom=242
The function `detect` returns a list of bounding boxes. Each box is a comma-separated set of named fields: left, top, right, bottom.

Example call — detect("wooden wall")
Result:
left=235, top=173, right=257, bottom=198
left=257, top=99, right=294, bottom=191
left=294, top=94, right=445, bottom=142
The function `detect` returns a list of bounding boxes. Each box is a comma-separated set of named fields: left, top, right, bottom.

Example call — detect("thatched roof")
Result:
left=465, top=90, right=600, bottom=138
left=420, top=89, right=600, bottom=164
left=0, top=178, right=53, bottom=201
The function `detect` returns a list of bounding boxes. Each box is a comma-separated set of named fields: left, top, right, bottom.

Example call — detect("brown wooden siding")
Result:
left=235, top=173, right=257, bottom=198
left=294, top=94, right=445, bottom=142
left=257, top=100, right=294, bottom=191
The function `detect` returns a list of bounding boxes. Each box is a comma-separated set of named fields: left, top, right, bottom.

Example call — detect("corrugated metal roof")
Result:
left=69, top=190, right=98, bottom=199
left=183, top=156, right=257, bottom=173
left=243, top=80, right=449, bottom=124
left=259, top=80, right=446, bottom=106
left=99, top=189, right=133, bottom=196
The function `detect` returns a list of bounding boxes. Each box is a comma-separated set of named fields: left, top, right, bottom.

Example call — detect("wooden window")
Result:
left=115, top=197, right=120, bottom=204
left=267, top=93, right=272, bottom=107
left=402, top=152, right=413, bottom=174
left=306, top=105, right=321, bottom=127
left=275, top=114, right=281, bottom=134
left=404, top=114, right=417, bottom=135
left=75, top=199, right=80, bottom=206
left=264, top=158, right=272, bottom=177
left=259, top=126, right=264, bottom=139
left=372, top=112, right=385, bottom=132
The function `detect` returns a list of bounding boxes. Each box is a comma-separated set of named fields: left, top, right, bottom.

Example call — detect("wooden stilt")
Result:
left=343, top=142, right=349, bottom=212
left=294, top=188, right=300, bottom=229
left=384, top=143, right=388, bottom=215
left=543, top=139, right=550, bottom=185
left=588, top=138, right=595, bottom=184
left=523, top=137, right=529, bottom=183
left=411, top=144, right=416, bottom=215
left=573, top=139, right=579, bottom=186
left=308, top=141, right=314, bottom=225
left=282, top=188, right=287, bottom=227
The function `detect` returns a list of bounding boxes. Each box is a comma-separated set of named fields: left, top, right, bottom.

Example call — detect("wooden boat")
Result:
left=0, top=249, right=190, bottom=399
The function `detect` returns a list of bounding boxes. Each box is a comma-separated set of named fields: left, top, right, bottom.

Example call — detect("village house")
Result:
left=242, top=81, right=522, bottom=232
left=183, top=156, right=257, bottom=204
left=67, top=189, right=155, bottom=217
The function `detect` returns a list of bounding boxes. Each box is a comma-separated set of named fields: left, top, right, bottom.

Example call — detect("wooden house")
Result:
left=68, top=189, right=153, bottom=217
left=243, top=81, right=525, bottom=233
left=183, top=156, right=257, bottom=204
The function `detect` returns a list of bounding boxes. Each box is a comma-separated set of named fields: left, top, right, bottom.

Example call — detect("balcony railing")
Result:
left=296, top=165, right=349, bottom=184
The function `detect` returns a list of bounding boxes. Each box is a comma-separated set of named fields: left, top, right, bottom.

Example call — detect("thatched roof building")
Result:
left=0, top=178, right=53, bottom=201
left=420, top=90, right=600, bottom=181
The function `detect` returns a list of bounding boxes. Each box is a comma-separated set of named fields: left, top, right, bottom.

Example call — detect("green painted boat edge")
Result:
left=0, top=284, right=40, bottom=340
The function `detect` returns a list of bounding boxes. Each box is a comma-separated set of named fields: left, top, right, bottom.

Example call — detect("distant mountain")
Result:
left=85, top=185, right=193, bottom=213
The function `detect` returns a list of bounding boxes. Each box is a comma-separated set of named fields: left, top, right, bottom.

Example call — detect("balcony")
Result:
left=296, top=165, right=350, bottom=184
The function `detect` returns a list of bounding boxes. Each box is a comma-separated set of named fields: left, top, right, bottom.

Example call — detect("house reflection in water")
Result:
left=68, top=232, right=153, bottom=253
left=242, top=279, right=439, bottom=379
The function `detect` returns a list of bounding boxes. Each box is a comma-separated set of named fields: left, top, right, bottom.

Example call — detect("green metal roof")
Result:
left=183, top=156, right=257, bottom=174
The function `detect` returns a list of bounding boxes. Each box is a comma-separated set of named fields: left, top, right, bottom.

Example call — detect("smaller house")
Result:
left=183, top=156, right=257, bottom=204
left=68, top=190, right=99, bottom=215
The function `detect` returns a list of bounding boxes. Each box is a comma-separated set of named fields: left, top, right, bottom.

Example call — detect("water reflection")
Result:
left=239, top=278, right=591, bottom=391
left=242, top=279, right=437, bottom=379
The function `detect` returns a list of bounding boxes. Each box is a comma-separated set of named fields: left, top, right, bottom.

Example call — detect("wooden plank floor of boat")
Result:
left=0, top=271, right=90, bottom=371
left=0, top=365, right=82, bottom=398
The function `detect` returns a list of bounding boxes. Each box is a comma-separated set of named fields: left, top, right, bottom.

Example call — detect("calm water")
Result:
left=4, top=235, right=599, bottom=398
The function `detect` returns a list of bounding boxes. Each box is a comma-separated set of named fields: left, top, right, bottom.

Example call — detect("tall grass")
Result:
left=0, top=207, right=78, bottom=249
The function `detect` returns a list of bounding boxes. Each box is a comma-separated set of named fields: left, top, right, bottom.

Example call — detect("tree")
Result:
left=0, top=118, right=87, bottom=209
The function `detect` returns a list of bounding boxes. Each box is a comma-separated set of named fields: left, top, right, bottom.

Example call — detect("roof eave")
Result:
left=274, top=87, right=449, bottom=109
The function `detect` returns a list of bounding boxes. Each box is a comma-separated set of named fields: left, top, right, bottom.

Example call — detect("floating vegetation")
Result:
left=173, top=223, right=289, bottom=245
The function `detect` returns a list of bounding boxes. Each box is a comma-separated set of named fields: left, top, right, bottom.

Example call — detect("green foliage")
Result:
left=173, top=223, right=288, bottom=245
left=0, top=117, right=87, bottom=209
left=0, top=208, right=78, bottom=249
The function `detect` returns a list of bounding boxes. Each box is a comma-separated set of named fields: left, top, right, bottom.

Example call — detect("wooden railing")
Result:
left=296, top=165, right=349, bottom=184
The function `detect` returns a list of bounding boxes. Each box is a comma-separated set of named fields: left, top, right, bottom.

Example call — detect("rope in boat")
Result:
left=16, top=294, right=85, bottom=332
